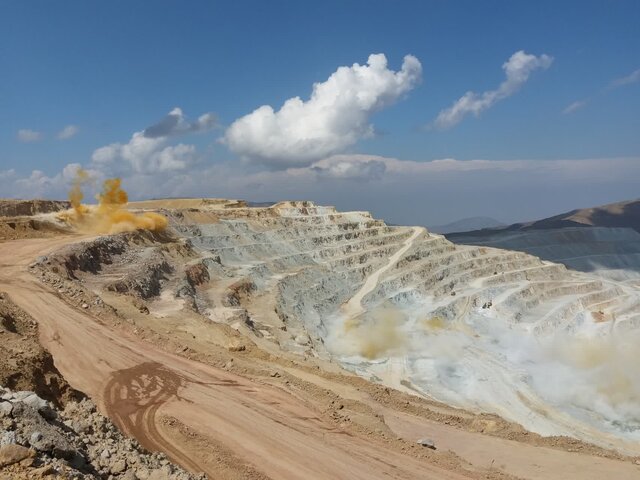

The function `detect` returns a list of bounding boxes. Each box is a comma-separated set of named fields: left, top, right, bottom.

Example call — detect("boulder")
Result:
left=110, top=458, right=127, bottom=474
left=416, top=437, right=436, bottom=450
left=0, top=431, right=16, bottom=446
left=0, top=400, right=12, bottom=417
left=0, top=444, right=33, bottom=467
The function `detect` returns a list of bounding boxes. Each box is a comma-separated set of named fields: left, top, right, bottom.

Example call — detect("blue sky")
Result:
left=1, top=0, right=639, bottom=225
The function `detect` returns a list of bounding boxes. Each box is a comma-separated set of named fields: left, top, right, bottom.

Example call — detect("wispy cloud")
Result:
left=17, top=129, right=43, bottom=143
left=57, top=125, right=79, bottom=140
left=561, top=68, right=639, bottom=115
left=432, top=51, right=553, bottom=129
left=610, top=68, right=640, bottom=88
left=562, top=100, right=587, bottom=115
left=561, top=67, right=639, bottom=114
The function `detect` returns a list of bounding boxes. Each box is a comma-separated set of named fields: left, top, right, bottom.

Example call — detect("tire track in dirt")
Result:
left=342, top=226, right=423, bottom=319
left=103, top=362, right=203, bottom=473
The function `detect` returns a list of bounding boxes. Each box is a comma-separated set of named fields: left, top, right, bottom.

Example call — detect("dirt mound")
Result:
left=0, top=200, right=70, bottom=218
left=0, top=217, right=69, bottom=242
left=0, top=293, right=80, bottom=408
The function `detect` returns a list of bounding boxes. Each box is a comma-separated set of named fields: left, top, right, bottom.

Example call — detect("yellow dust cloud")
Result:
left=346, top=308, right=407, bottom=360
left=62, top=170, right=168, bottom=234
left=422, top=316, right=446, bottom=330
left=69, top=168, right=89, bottom=214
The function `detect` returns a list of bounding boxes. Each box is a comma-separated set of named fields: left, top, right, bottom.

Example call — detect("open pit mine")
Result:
left=1, top=196, right=640, bottom=480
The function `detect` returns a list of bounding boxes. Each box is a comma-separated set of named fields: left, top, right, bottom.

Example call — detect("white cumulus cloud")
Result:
left=433, top=51, right=553, bottom=129
left=223, top=53, right=422, bottom=168
left=17, top=129, right=43, bottom=143
left=92, top=133, right=197, bottom=174
left=57, top=125, right=79, bottom=140
left=90, top=108, right=212, bottom=174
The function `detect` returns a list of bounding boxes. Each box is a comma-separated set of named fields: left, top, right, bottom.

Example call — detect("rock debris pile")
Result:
left=0, top=386, right=206, bottom=479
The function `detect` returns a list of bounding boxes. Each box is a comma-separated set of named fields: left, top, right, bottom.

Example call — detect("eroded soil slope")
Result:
left=0, top=293, right=80, bottom=407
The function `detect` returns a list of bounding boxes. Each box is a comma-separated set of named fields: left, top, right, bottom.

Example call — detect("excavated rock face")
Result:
left=37, top=200, right=640, bottom=454
left=0, top=200, right=72, bottom=242
left=184, top=263, right=210, bottom=288
left=0, top=200, right=70, bottom=218
left=0, top=218, right=69, bottom=242
left=168, top=201, right=640, bottom=452
left=106, top=256, right=173, bottom=299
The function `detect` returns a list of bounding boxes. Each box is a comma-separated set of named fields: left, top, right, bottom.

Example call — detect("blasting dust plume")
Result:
left=335, top=307, right=408, bottom=360
left=62, top=170, right=168, bottom=234
left=69, top=168, right=91, bottom=219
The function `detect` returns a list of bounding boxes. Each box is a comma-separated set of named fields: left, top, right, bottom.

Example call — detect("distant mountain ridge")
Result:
left=447, top=198, right=640, bottom=281
left=428, top=216, right=505, bottom=234
left=448, top=198, right=640, bottom=238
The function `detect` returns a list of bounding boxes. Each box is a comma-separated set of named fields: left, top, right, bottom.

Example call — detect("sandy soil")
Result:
left=1, top=234, right=640, bottom=479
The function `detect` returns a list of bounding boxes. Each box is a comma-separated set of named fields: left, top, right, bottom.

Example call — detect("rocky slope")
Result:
left=39, top=199, right=640, bottom=456
left=0, top=386, right=204, bottom=479
left=0, top=200, right=72, bottom=242
left=0, top=387, right=205, bottom=480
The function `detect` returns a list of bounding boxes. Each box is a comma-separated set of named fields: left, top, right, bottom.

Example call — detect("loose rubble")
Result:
left=0, top=385, right=206, bottom=479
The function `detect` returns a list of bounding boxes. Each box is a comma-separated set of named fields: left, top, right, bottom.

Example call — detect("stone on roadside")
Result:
left=416, top=437, right=436, bottom=450
left=0, top=444, right=33, bottom=467
left=0, top=401, right=12, bottom=417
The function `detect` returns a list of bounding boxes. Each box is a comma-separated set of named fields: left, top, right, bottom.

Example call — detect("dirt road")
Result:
left=0, top=236, right=473, bottom=479
left=342, top=226, right=423, bottom=318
